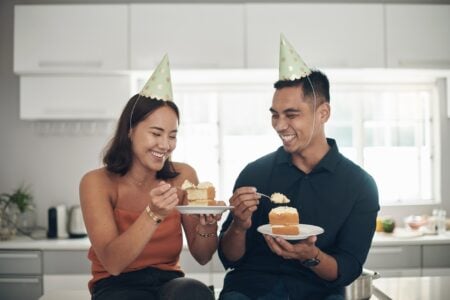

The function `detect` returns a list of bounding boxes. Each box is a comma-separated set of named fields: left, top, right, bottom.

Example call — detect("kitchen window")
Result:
left=327, top=82, right=437, bottom=206
left=136, top=71, right=440, bottom=207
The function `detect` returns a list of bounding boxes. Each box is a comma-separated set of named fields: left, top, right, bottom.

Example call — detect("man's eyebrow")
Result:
left=283, top=108, right=300, bottom=113
left=269, top=108, right=300, bottom=114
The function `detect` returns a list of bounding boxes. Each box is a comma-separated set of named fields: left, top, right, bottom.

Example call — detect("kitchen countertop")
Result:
left=374, top=276, right=450, bottom=300
left=0, top=229, right=449, bottom=250
left=372, top=230, right=450, bottom=246
left=0, top=235, right=91, bottom=250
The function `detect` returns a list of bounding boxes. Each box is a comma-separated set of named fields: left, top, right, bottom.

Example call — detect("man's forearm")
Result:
left=310, top=249, right=338, bottom=281
left=221, top=221, right=247, bottom=262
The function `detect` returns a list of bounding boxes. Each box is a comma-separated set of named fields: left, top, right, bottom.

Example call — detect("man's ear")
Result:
left=318, top=102, right=330, bottom=123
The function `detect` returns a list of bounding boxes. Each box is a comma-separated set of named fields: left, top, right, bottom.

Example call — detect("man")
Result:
left=218, top=34, right=379, bottom=300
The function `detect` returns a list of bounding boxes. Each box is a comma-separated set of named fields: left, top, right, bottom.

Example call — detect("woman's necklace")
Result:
left=127, top=174, right=149, bottom=187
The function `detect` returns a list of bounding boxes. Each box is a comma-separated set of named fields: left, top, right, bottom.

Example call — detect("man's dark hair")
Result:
left=274, top=70, right=330, bottom=105
left=103, top=94, right=180, bottom=179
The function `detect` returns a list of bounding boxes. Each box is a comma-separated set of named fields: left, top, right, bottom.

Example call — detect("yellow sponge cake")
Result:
left=181, top=180, right=216, bottom=206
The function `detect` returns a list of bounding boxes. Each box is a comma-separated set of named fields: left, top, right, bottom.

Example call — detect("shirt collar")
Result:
left=275, top=138, right=341, bottom=173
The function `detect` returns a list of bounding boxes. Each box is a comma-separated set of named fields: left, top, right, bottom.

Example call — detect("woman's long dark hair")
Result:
left=103, top=94, right=180, bottom=179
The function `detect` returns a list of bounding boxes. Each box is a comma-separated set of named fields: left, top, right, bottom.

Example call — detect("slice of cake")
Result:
left=269, top=206, right=300, bottom=235
left=181, top=179, right=216, bottom=206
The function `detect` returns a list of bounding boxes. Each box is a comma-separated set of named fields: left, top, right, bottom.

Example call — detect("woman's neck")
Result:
left=126, top=167, right=157, bottom=188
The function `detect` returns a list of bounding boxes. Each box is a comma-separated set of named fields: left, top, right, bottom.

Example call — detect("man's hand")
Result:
left=229, top=187, right=260, bottom=231
left=264, top=234, right=318, bottom=261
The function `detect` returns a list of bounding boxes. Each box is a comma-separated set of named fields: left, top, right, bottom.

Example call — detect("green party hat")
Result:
left=279, top=33, right=311, bottom=81
left=139, top=54, right=173, bottom=101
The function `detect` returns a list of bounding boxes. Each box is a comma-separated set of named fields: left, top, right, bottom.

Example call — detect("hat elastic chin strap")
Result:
left=129, top=95, right=143, bottom=131
left=299, top=76, right=317, bottom=151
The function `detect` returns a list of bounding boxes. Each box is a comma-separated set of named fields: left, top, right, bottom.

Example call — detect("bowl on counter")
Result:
left=404, top=215, right=428, bottom=230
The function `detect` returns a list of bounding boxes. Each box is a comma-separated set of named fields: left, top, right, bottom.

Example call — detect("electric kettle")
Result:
left=47, top=204, right=68, bottom=239
left=68, top=205, right=87, bottom=238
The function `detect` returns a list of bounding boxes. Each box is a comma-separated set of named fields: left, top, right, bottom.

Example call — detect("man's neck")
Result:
left=291, top=138, right=330, bottom=174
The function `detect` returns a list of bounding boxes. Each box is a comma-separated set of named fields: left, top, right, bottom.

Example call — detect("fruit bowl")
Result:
left=404, top=215, right=427, bottom=230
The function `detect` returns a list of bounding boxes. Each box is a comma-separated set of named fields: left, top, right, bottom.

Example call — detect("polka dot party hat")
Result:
left=139, top=54, right=173, bottom=101
left=279, top=33, right=311, bottom=81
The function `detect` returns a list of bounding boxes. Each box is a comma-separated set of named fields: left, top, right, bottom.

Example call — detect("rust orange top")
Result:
left=87, top=207, right=183, bottom=291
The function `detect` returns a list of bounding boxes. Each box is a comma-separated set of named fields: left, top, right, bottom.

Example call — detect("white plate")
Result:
left=175, top=205, right=233, bottom=215
left=257, top=224, right=324, bottom=240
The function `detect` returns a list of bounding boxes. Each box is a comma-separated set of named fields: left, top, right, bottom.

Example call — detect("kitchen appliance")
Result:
left=47, top=205, right=68, bottom=239
left=345, top=269, right=380, bottom=300
left=68, top=205, right=87, bottom=238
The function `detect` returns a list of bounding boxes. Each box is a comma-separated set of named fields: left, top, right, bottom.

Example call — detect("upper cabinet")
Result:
left=130, top=4, right=244, bottom=69
left=13, top=3, right=450, bottom=74
left=385, top=5, right=450, bottom=69
left=245, top=4, right=385, bottom=69
left=14, top=5, right=128, bottom=73
left=20, top=75, right=130, bottom=120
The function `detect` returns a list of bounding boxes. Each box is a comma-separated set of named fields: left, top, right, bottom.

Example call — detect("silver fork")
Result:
left=257, top=192, right=272, bottom=200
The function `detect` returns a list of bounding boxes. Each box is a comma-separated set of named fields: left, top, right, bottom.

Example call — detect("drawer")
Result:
left=0, top=275, right=43, bottom=300
left=422, top=245, right=450, bottom=268
left=0, top=250, right=42, bottom=275
left=43, top=250, right=90, bottom=274
left=365, top=246, right=421, bottom=269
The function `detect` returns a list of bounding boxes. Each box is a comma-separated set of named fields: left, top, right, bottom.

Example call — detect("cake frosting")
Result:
left=270, top=193, right=290, bottom=204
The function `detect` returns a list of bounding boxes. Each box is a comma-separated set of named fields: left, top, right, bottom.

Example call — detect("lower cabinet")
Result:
left=365, top=244, right=450, bottom=277
left=365, top=245, right=421, bottom=277
left=0, top=249, right=91, bottom=299
left=43, top=250, right=91, bottom=294
left=422, top=244, right=450, bottom=276
left=0, top=250, right=43, bottom=300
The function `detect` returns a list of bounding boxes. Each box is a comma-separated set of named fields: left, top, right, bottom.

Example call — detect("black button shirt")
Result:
left=218, top=139, right=379, bottom=299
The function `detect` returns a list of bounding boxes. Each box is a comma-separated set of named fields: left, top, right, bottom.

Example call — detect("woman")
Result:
left=80, top=55, right=220, bottom=300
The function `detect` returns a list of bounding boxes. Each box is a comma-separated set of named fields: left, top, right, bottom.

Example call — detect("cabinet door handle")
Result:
left=0, top=253, right=40, bottom=259
left=398, top=59, right=450, bottom=68
left=38, top=60, right=103, bottom=68
left=0, top=277, right=40, bottom=283
left=370, top=247, right=403, bottom=254
left=43, top=108, right=107, bottom=115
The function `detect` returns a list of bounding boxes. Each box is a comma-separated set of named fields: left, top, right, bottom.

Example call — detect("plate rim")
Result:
left=175, top=205, right=233, bottom=214
left=257, top=223, right=324, bottom=240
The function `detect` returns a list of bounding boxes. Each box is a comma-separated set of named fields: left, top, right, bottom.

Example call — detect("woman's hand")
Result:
left=148, top=181, right=179, bottom=218
left=191, top=200, right=226, bottom=226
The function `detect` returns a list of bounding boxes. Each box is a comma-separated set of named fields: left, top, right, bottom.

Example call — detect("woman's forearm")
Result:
left=189, top=224, right=218, bottom=265
left=93, top=212, right=158, bottom=275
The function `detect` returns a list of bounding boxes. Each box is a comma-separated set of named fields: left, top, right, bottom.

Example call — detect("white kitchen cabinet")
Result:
left=386, top=4, right=450, bottom=69
left=20, top=75, right=130, bottom=120
left=245, top=4, right=385, bottom=68
left=43, top=250, right=90, bottom=294
left=14, top=5, right=128, bottom=73
left=422, top=244, right=450, bottom=276
left=130, top=4, right=244, bottom=69
left=364, top=245, right=421, bottom=277
left=0, top=250, right=43, bottom=300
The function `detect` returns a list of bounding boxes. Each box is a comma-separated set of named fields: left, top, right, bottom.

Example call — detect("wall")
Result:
left=0, top=0, right=115, bottom=227
left=1, top=0, right=450, bottom=229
